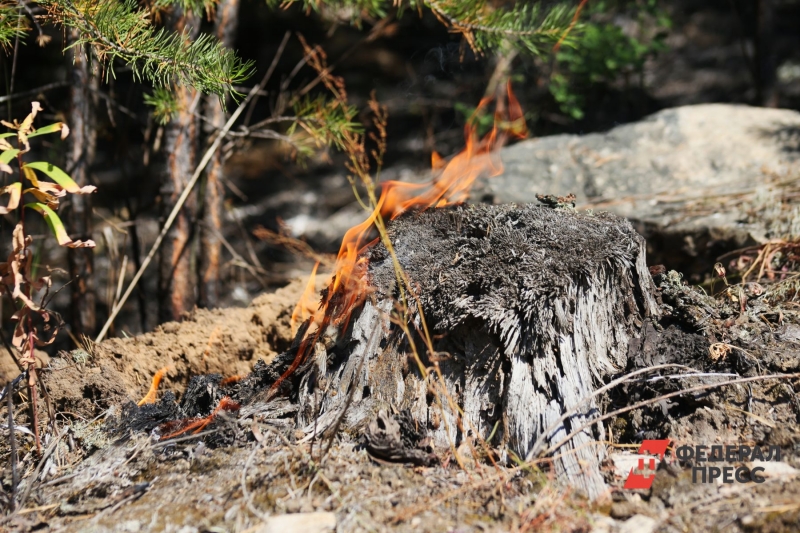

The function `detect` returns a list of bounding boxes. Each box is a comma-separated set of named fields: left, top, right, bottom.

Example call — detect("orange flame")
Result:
left=278, top=82, right=527, bottom=394
left=137, top=366, right=170, bottom=406
left=159, top=396, right=240, bottom=440
left=291, top=261, right=321, bottom=335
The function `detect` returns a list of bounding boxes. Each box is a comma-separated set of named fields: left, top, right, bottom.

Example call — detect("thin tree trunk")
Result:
left=199, top=0, right=240, bottom=309
left=158, top=11, right=200, bottom=323
left=66, top=32, right=97, bottom=337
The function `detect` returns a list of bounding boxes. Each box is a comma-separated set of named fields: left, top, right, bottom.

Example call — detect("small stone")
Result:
left=121, top=520, right=141, bottom=532
left=610, top=501, right=652, bottom=520
left=618, top=515, right=657, bottom=533
left=253, top=512, right=336, bottom=533
left=284, top=499, right=302, bottom=514
left=589, top=515, right=616, bottom=533
left=748, top=461, right=800, bottom=478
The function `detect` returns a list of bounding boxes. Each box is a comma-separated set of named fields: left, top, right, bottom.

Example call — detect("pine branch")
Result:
left=424, top=0, right=580, bottom=55
left=41, top=0, right=254, bottom=99
left=287, top=94, right=362, bottom=159
left=266, top=0, right=389, bottom=22
left=143, top=86, right=179, bottom=124
left=152, top=0, right=218, bottom=17
left=269, top=0, right=582, bottom=55
left=0, top=1, right=28, bottom=50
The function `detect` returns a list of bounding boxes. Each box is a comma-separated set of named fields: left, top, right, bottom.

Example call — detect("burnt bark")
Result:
left=158, top=12, right=200, bottom=323
left=364, top=410, right=439, bottom=467
left=291, top=204, right=658, bottom=498
left=199, top=0, right=239, bottom=309
left=66, top=32, right=97, bottom=337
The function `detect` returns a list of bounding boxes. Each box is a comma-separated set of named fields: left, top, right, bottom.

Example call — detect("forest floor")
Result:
left=4, top=206, right=800, bottom=532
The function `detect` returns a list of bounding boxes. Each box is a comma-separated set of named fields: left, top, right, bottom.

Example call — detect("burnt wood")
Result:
left=292, top=203, right=658, bottom=497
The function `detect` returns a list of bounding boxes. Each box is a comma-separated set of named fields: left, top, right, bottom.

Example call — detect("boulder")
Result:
left=473, top=104, right=800, bottom=277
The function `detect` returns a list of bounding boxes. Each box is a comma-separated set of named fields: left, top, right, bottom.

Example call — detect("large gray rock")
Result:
left=474, top=104, right=800, bottom=277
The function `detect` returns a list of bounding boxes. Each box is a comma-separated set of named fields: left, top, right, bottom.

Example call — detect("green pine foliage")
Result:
left=2, top=0, right=649, bottom=156
left=42, top=0, right=254, bottom=100
left=0, top=1, right=28, bottom=50
left=151, top=0, right=218, bottom=16
left=143, top=87, right=180, bottom=124
left=289, top=95, right=363, bottom=157
left=266, top=0, right=391, bottom=23
left=423, top=0, right=580, bottom=55
left=272, top=0, right=582, bottom=55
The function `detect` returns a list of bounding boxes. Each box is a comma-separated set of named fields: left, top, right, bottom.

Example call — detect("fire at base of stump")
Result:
left=270, top=202, right=658, bottom=498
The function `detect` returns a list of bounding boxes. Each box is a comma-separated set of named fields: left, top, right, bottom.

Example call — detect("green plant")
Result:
left=453, top=101, right=495, bottom=137
left=0, top=1, right=28, bottom=50
left=272, top=0, right=584, bottom=55
left=41, top=0, right=255, bottom=103
left=0, top=101, right=94, bottom=453
left=549, top=0, right=670, bottom=120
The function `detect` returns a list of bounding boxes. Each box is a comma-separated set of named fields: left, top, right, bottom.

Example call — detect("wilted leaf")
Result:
left=12, top=221, right=27, bottom=253
left=8, top=223, right=38, bottom=311
left=18, top=102, right=42, bottom=135
left=33, top=274, right=52, bottom=292
left=0, top=137, right=13, bottom=151
left=24, top=187, right=59, bottom=209
left=24, top=162, right=96, bottom=194
left=36, top=333, right=58, bottom=347
left=25, top=202, right=96, bottom=248
left=16, top=102, right=43, bottom=153
left=28, top=122, right=70, bottom=141
left=22, top=165, right=66, bottom=197
left=12, top=314, right=27, bottom=348
left=0, top=183, right=22, bottom=214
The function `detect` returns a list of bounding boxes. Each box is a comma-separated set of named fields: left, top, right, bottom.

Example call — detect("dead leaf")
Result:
left=0, top=183, right=21, bottom=214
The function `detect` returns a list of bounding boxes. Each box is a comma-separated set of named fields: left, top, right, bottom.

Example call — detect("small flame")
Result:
left=291, top=261, right=321, bottom=335
left=431, top=151, right=445, bottom=170
left=159, top=396, right=240, bottom=440
left=279, top=82, right=527, bottom=393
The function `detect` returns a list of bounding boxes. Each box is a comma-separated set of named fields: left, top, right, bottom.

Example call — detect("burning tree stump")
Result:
left=288, top=203, right=658, bottom=497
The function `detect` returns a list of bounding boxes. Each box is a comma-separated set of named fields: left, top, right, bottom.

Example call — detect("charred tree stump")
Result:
left=293, top=204, right=658, bottom=497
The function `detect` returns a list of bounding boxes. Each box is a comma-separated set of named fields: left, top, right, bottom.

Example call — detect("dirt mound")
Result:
left=42, top=278, right=306, bottom=421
